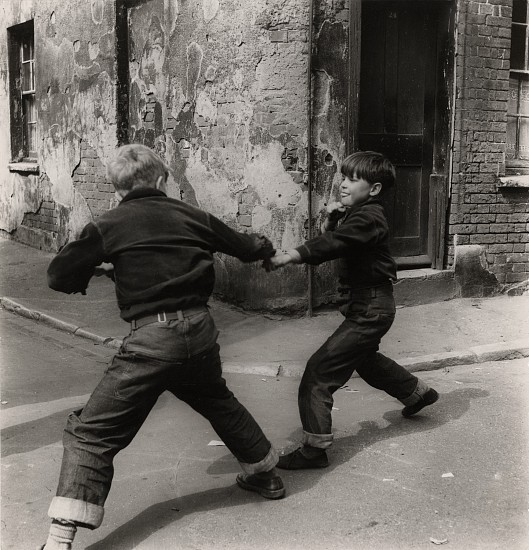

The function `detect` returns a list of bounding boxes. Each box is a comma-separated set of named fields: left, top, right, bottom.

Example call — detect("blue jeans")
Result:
left=48, top=309, right=277, bottom=529
left=298, top=285, right=426, bottom=449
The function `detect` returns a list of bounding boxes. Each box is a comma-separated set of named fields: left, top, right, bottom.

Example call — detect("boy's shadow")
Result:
left=86, top=387, right=487, bottom=550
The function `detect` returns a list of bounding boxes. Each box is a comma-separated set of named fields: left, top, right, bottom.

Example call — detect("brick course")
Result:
left=73, top=142, right=114, bottom=217
left=449, top=0, right=529, bottom=287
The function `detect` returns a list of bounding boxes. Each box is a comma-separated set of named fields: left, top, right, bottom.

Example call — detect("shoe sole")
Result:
left=402, top=390, right=439, bottom=417
left=236, top=475, right=286, bottom=499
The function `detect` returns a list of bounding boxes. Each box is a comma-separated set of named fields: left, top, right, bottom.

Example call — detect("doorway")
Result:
left=357, top=1, right=450, bottom=266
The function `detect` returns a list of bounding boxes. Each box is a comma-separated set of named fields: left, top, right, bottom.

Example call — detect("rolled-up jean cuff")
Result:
left=400, top=378, right=429, bottom=406
left=302, top=430, right=334, bottom=449
left=239, top=445, right=278, bottom=475
left=48, top=497, right=104, bottom=529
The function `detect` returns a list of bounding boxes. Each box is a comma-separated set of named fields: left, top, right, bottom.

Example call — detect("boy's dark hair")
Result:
left=340, top=151, right=396, bottom=190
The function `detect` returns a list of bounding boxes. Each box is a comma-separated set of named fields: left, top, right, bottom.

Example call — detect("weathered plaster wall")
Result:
left=126, top=0, right=312, bottom=309
left=0, top=0, right=117, bottom=250
left=310, top=0, right=350, bottom=304
left=1, top=0, right=351, bottom=311
left=38, top=1, right=117, bottom=243
left=0, top=1, right=41, bottom=237
left=125, top=0, right=350, bottom=309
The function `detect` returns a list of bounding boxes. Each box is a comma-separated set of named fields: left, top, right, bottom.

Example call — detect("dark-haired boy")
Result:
left=270, top=151, right=439, bottom=469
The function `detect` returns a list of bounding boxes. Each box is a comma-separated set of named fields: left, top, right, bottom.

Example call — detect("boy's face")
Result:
left=339, top=172, right=381, bottom=208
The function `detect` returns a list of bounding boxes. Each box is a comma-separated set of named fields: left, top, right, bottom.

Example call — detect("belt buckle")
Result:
left=157, top=312, right=167, bottom=322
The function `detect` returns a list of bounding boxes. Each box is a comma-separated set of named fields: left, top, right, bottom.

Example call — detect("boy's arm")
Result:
left=206, top=213, right=275, bottom=262
left=47, top=222, right=107, bottom=294
left=269, top=202, right=350, bottom=270
left=295, top=210, right=382, bottom=265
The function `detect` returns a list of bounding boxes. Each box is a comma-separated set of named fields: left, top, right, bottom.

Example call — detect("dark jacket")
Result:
left=295, top=198, right=397, bottom=290
left=47, top=188, right=274, bottom=321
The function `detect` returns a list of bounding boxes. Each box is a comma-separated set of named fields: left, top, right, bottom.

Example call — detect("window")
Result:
left=8, top=20, right=37, bottom=163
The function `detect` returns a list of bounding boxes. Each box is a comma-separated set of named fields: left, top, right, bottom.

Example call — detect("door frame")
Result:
left=348, top=0, right=454, bottom=270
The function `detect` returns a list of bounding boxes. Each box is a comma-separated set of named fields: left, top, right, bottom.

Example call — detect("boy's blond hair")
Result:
left=107, top=144, right=168, bottom=192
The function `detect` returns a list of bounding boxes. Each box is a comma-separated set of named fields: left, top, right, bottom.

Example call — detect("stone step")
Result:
left=394, top=268, right=456, bottom=307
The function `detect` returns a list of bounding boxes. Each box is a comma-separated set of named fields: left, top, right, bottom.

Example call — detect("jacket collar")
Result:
left=119, top=188, right=167, bottom=204
left=345, top=196, right=381, bottom=216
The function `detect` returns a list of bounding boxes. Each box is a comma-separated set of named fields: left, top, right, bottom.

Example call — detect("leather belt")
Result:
left=338, top=283, right=393, bottom=298
left=131, top=306, right=208, bottom=329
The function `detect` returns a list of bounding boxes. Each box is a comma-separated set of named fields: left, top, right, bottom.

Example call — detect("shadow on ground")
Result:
left=1, top=409, right=70, bottom=458
left=86, top=387, right=489, bottom=550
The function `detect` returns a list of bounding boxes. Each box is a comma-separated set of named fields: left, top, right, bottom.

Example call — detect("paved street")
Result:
left=1, top=310, right=529, bottom=550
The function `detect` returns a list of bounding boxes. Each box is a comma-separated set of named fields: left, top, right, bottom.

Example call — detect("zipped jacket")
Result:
left=47, top=188, right=274, bottom=321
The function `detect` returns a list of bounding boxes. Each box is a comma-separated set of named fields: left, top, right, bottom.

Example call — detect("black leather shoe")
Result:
left=277, top=448, right=329, bottom=470
left=236, top=473, right=285, bottom=499
left=402, top=388, right=439, bottom=417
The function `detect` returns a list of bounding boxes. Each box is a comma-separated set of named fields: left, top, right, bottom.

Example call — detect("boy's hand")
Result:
left=94, top=262, right=115, bottom=279
left=326, top=201, right=346, bottom=223
left=269, top=253, right=293, bottom=269
left=322, top=201, right=346, bottom=232
left=264, top=250, right=302, bottom=271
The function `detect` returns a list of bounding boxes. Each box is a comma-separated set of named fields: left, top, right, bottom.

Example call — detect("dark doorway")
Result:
left=358, top=1, right=446, bottom=264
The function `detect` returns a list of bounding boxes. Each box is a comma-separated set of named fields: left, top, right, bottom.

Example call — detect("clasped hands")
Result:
left=262, top=250, right=299, bottom=272
left=263, top=201, right=346, bottom=272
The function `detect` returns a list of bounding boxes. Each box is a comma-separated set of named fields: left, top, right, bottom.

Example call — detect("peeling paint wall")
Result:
left=310, top=1, right=350, bottom=304
left=0, top=2, right=40, bottom=238
left=38, top=1, right=117, bottom=242
left=0, top=0, right=351, bottom=311
left=125, top=0, right=350, bottom=310
left=124, top=0, right=312, bottom=310
left=0, top=0, right=117, bottom=250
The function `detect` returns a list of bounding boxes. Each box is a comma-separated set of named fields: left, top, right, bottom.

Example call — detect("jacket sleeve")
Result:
left=294, top=210, right=383, bottom=265
left=47, top=222, right=107, bottom=294
left=206, top=213, right=275, bottom=262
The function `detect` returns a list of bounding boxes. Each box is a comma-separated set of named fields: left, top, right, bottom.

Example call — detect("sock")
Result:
left=401, top=378, right=431, bottom=406
left=44, top=520, right=77, bottom=550
left=300, top=445, right=326, bottom=459
left=413, top=378, right=430, bottom=400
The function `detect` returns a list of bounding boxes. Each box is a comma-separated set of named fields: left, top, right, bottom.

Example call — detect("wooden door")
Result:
left=359, top=1, right=440, bottom=263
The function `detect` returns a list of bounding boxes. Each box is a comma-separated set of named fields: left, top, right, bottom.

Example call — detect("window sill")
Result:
left=8, top=162, right=39, bottom=174
left=497, top=175, right=529, bottom=188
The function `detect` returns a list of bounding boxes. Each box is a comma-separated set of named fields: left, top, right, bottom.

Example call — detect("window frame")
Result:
left=8, top=20, right=38, bottom=165
left=505, top=0, right=529, bottom=172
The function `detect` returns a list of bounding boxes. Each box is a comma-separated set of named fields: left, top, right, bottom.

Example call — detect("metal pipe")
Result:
left=306, top=0, right=315, bottom=317
left=448, top=1, right=462, bottom=200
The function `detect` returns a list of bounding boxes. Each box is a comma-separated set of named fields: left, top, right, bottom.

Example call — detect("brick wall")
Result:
left=13, top=173, right=63, bottom=251
left=14, top=141, right=112, bottom=251
left=450, top=0, right=529, bottom=286
left=72, top=141, right=115, bottom=217
left=21, top=197, right=60, bottom=234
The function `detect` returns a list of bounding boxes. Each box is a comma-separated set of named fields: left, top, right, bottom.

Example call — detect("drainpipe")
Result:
left=447, top=1, right=461, bottom=201
left=306, top=0, right=315, bottom=316
left=116, top=0, right=130, bottom=146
